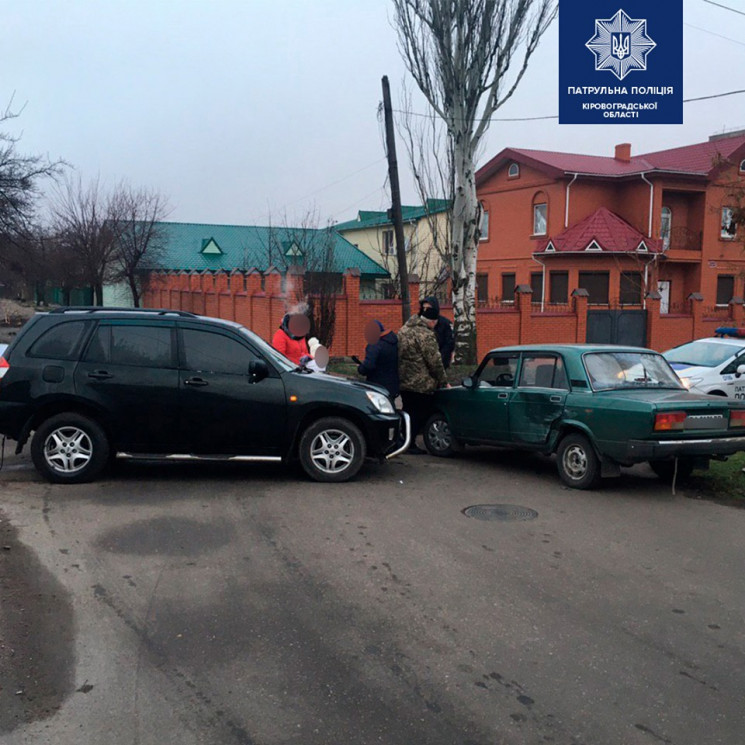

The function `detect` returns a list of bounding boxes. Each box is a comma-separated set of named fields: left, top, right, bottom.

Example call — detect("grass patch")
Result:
left=689, top=452, right=745, bottom=501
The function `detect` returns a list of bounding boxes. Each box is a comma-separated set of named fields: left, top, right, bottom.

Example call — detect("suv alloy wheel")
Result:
left=31, top=413, right=110, bottom=484
left=298, top=417, right=366, bottom=483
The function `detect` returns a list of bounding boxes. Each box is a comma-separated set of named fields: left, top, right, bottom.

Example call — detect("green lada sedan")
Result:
left=424, top=344, right=745, bottom=489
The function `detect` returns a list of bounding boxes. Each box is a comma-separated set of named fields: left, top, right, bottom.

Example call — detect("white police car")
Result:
left=663, top=337, right=745, bottom=398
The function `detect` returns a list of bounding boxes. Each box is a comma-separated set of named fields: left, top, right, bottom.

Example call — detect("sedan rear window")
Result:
left=584, top=352, right=683, bottom=391
left=663, top=340, right=744, bottom=368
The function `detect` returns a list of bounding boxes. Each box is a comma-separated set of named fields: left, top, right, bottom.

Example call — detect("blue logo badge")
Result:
left=559, top=0, right=682, bottom=124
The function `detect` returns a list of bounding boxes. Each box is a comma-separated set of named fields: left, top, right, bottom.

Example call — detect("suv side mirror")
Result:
left=249, top=359, right=269, bottom=383
left=462, top=376, right=475, bottom=390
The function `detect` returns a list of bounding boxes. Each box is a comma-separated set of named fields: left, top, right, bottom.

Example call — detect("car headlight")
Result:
left=366, top=391, right=394, bottom=414
left=680, top=376, right=704, bottom=389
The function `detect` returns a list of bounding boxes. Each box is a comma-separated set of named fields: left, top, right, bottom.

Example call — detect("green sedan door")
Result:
left=450, top=353, right=520, bottom=442
left=510, top=354, right=569, bottom=445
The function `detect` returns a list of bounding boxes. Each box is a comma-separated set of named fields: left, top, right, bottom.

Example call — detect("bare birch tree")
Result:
left=109, top=185, right=171, bottom=307
left=392, top=0, right=556, bottom=362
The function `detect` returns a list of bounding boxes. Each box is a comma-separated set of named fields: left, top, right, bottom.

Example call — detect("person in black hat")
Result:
left=419, top=296, right=454, bottom=369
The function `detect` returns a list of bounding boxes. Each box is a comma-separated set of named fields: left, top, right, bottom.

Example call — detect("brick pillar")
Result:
left=407, top=274, right=420, bottom=321
left=342, top=268, right=362, bottom=356
left=729, top=297, right=745, bottom=327
left=515, top=284, right=533, bottom=344
left=572, top=288, right=589, bottom=343
left=287, top=265, right=306, bottom=305
left=265, top=267, right=283, bottom=333
left=645, top=291, right=662, bottom=350
left=689, top=292, right=704, bottom=340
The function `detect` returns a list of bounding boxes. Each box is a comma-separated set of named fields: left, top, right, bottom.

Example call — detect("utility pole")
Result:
left=381, top=75, right=411, bottom=323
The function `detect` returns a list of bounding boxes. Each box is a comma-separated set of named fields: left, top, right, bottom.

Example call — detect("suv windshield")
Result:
left=584, top=351, right=683, bottom=391
left=663, top=340, right=744, bottom=368
left=238, top=326, right=295, bottom=372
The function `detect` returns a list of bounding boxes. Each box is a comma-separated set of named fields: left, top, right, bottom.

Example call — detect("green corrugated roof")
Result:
left=334, top=198, right=451, bottom=232
left=149, top=221, right=389, bottom=277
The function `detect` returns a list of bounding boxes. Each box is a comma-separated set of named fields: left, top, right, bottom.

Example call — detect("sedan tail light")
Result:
left=654, top=411, right=686, bottom=431
left=730, top=410, right=745, bottom=428
left=0, top=356, right=9, bottom=381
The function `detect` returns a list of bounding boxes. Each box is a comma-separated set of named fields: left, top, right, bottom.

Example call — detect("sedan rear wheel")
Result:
left=556, top=433, right=601, bottom=490
left=299, top=417, right=366, bottom=483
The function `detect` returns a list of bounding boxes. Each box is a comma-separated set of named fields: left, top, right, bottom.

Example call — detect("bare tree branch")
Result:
left=392, top=0, right=556, bottom=362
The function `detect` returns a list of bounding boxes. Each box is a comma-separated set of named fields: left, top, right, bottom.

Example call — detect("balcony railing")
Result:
left=661, top=226, right=702, bottom=251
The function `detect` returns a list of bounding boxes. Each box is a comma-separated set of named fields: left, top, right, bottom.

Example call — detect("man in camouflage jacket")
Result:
left=397, top=310, right=448, bottom=454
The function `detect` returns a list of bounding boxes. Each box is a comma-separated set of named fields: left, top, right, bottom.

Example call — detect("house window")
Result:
left=716, top=275, right=735, bottom=306
left=721, top=207, right=736, bottom=239
left=740, top=159, right=745, bottom=174
left=660, top=206, right=672, bottom=250
left=578, top=271, right=609, bottom=305
left=480, top=210, right=489, bottom=241
left=476, top=273, right=489, bottom=306
left=383, top=229, right=395, bottom=254
left=508, top=163, right=520, bottom=178
left=620, top=272, right=643, bottom=305
left=530, top=272, right=543, bottom=303
left=549, top=271, right=568, bottom=304
left=502, top=272, right=516, bottom=302
left=533, top=202, right=548, bottom=236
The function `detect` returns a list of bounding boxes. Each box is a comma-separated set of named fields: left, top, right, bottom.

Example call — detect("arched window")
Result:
left=508, top=162, right=520, bottom=178
left=740, top=159, right=745, bottom=174
left=660, top=206, right=672, bottom=250
left=532, top=192, right=548, bottom=236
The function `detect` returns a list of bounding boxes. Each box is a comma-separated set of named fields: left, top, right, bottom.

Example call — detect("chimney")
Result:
left=614, top=143, right=631, bottom=162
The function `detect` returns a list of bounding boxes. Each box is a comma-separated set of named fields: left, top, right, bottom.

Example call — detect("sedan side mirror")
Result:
left=737, top=364, right=745, bottom=378
left=249, top=359, right=269, bottom=383
left=462, top=376, right=475, bottom=390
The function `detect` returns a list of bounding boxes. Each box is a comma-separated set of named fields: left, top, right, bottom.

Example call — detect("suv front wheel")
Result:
left=298, top=417, right=366, bottom=483
left=31, top=413, right=110, bottom=484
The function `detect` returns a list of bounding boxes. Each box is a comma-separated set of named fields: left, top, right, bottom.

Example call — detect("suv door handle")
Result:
left=87, top=370, right=113, bottom=380
left=184, top=377, right=208, bottom=387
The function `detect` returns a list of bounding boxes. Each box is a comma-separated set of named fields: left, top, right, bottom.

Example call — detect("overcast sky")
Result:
left=4, top=0, right=744, bottom=227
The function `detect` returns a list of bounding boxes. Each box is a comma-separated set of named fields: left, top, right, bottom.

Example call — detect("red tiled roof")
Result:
left=477, top=133, right=745, bottom=182
left=535, top=207, right=662, bottom=254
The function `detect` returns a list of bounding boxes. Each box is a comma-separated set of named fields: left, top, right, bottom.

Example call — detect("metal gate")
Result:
left=586, top=309, right=647, bottom=347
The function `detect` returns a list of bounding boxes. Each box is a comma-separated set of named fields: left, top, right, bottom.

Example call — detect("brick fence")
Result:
left=142, top=270, right=744, bottom=359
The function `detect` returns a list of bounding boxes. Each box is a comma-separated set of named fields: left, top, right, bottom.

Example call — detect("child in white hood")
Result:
left=305, top=337, right=329, bottom=372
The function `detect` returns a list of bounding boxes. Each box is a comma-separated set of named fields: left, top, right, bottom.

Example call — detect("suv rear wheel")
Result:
left=31, top=413, right=110, bottom=484
left=299, top=417, right=366, bottom=483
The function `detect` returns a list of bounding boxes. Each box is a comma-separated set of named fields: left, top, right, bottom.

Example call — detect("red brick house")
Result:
left=475, top=131, right=745, bottom=315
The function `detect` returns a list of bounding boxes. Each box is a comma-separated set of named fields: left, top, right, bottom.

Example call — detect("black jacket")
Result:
left=358, top=331, right=400, bottom=397
left=421, top=296, right=455, bottom=369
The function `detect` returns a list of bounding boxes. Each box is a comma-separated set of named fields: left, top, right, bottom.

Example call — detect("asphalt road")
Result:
left=1, top=445, right=744, bottom=745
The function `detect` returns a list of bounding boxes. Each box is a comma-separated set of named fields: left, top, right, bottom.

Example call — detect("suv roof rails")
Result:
left=48, top=306, right=198, bottom=318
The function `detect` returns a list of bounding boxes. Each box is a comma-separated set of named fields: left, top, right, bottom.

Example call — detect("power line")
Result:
left=392, top=89, right=745, bottom=124
left=283, top=157, right=387, bottom=208
left=685, top=21, right=745, bottom=46
left=702, top=0, right=745, bottom=17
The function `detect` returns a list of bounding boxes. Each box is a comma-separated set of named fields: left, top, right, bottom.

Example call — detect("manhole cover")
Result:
left=463, top=504, right=538, bottom=522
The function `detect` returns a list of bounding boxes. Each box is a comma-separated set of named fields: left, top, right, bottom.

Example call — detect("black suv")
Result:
left=0, top=308, right=410, bottom=483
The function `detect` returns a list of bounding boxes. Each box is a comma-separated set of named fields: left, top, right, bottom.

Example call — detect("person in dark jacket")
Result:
left=420, top=296, right=454, bottom=369
left=353, top=320, right=399, bottom=397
